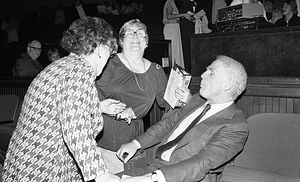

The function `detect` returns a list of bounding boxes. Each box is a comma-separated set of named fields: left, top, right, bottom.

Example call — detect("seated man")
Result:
left=116, top=55, right=249, bottom=182
left=12, top=39, right=43, bottom=77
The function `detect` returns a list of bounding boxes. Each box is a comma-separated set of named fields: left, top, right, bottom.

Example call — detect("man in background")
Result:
left=13, top=39, right=43, bottom=77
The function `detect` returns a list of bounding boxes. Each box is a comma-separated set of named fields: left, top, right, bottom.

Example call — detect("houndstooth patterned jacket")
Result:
left=2, top=53, right=108, bottom=182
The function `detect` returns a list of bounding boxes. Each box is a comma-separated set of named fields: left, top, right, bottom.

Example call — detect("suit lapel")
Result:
left=160, top=97, right=207, bottom=144
left=175, top=103, right=237, bottom=149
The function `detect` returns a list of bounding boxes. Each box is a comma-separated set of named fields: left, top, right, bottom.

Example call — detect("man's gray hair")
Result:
left=217, top=55, right=247, bottom=99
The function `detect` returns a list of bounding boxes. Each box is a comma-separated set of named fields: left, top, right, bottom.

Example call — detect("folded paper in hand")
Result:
left=164, top=64, right=192, bottom=109
left=100, top=148, right=124, bottom=174
left=194, top=9, right=206, bottom=20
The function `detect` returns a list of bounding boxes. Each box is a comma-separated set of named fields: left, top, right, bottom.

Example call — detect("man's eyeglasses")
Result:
left=28, top=46, right=42, bottom=52
left=124, top=29, right=147, bottom=39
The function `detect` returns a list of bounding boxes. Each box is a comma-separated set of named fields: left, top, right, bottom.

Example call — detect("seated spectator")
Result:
left=12, top=39, right=43, bottom=77
left=47, top=47, right=61, bottom=62
left=122, top=0, right=135, bottom=14
left=103, top=1, right=113, bottom=14
left=264, top=0, right=274, bottom=20
left=116, top=55, right=249, bottom=182
left=131, top=0, right=143, bottom=14
left=274, top=0, right=300, bottom=27
left=112, top=0, right=122, bottom=15
left=269, top=8, right=283, bottom=24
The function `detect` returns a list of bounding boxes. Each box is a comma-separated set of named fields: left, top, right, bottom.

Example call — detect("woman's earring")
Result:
left=98, top=53, right=101, bottom=58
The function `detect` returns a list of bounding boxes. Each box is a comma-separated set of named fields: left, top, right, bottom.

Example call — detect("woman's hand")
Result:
left=175, top=87, right=192, bottom=106
left=115, top=107, right=137, bottom=124
left=100, top=99, right=126, bottom=116
left=182, top=13, right=194, bottom=21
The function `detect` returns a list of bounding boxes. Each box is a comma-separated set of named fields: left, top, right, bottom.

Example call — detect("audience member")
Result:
left=12, top=39, right=43, bottom=77
left=112, top=0, right=122, bottom=15
left=269, top=8, right=283, bottom=23
left=2, top=16, right=125, bottom=182
left=274, top=0, right=300, bottom=26
left=122, top=0, right=135, bottom=14
left=264, top=0, right=274, bottom=20
left=131, top=0, right=144, bottom=13
left=163, top=0, right=193, bottom=69
left=96, top=19, right=191, bottom=152
left=116, top=55, right=249, bottom=182
left=47, top=47, right=61, bottom=62
left=103, top=1, right=113, bottom=14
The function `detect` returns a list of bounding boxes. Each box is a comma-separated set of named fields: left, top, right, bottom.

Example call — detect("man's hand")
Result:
left=121, top=173, right=152, bottom=182
left=95, top=172, right=121, bottom=182
left=100, top=99, right=126, bottom=115
left=116, top=141, right=138, bottom=163
left=175, top=87, right=191, bottom=106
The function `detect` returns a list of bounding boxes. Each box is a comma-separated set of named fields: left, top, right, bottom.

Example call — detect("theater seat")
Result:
left=0, top=94, right=20, bottom=124
left=219, top=113, right=300, bottom=182
left=0, top=95, right=22, bottom=164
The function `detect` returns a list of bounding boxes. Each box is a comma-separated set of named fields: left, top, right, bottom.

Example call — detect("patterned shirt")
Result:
left=2, top=53, right=107, bottom=182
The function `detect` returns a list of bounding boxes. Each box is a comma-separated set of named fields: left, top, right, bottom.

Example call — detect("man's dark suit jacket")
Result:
left=136, top=94, right=249, bottom=182
left=12, top=53, right=43, bottom=77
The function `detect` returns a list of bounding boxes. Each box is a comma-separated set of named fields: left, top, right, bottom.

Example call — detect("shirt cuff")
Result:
left=131, top=139, right=141, bottom=149
left=156, top=170, right=166, bottom=182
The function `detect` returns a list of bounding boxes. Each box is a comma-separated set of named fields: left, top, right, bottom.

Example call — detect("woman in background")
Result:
left=47, top=47, right=61, bottom=62
left=163, top=0, right=193, bottom=69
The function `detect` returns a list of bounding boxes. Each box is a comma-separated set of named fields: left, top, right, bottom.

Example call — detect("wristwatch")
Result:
left=151, top=171, right=159, bottom=182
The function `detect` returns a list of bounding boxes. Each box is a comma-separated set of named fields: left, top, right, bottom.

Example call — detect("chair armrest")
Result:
left=219, top=166, right=300, bottom=182
left=0, top=120, right=13, bottom=124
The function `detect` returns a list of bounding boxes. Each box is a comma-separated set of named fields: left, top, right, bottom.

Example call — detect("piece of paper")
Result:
left=163, top=65, right=192, bottom=109
left=100, top=148, right=124, bottom=174
left=121, top=174, right=132, bottom=179
left=194, top=9, right=206, bottom=19
left=187, top=11, right=195, bottom=16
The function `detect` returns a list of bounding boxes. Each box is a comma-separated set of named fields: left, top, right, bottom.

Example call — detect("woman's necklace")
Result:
left=123, top=53, right=148, bottom=91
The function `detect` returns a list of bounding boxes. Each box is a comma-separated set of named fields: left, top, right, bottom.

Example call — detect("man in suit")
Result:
left=117, top=55, right=249, bottom=182
left=12, top=39, right=43, bottom=77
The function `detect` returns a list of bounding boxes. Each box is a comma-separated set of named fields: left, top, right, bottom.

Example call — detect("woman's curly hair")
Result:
left=61, top=16, right=114, bottom=55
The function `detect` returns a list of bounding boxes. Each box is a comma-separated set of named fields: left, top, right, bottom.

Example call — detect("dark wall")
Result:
left=190, top=26, right=300, bottom=77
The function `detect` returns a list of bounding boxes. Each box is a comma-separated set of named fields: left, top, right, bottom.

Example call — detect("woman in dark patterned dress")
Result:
left=96, top=19, right=191, bottom=152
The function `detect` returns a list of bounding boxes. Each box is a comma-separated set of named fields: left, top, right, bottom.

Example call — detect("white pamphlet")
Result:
left=163, top=65, right=192, bottom=109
